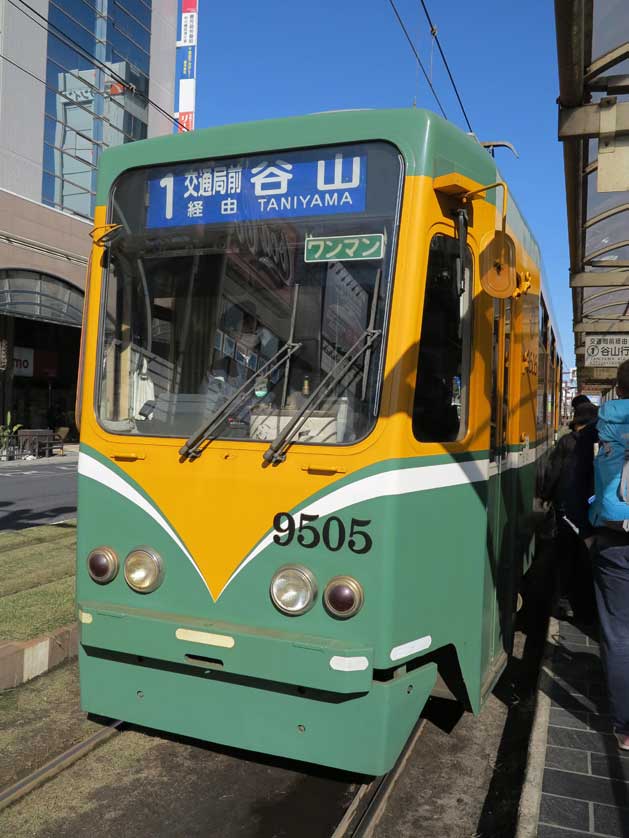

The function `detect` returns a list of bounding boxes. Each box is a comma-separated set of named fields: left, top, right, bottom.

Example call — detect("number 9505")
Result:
left=272, top=512, right=372, bottom=554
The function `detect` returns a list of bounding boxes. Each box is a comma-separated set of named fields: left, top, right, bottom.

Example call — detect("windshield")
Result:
left=97, top=141, right=402, bottom=443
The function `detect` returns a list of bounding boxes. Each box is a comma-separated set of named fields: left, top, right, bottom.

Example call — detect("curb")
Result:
left=515, top=616, right=559, bottom=838
left=0, top=448, right=79, bottom=470
left=0, top=622, right=78, bottom=690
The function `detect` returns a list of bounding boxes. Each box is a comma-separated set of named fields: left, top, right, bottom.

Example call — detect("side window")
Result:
left=413, top=234, right=473, bottom=442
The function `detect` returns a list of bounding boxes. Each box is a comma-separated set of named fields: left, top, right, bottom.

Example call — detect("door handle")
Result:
left=301, top=465, right=346, bottom=475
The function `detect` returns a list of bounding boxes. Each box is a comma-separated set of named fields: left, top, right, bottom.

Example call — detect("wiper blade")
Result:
left=262, top=329, right=381, bottom=466
left=179, top=341, right=302, bottom=460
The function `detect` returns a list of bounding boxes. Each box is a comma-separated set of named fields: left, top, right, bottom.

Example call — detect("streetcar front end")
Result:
left=76, top=110, right=496, bottom=775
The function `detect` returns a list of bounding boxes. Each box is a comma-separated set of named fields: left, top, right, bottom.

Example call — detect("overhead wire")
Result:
left=9, top=0, right=186, bottom=132
left=417, top=0, right=474, bottom=133
left=386, top=0, right=448, bottom=120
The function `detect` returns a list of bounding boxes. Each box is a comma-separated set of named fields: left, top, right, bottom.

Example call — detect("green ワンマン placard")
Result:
left=304, top=234, right=384, bottom=263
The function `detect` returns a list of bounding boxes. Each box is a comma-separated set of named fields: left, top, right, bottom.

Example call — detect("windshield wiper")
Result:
left=262, top=328, right=381, bottom=466
left=179, top=341, right=302, bottom=460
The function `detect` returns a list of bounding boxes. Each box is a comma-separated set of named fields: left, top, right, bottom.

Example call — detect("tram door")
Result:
left=484, top=297, right=511, bottom=676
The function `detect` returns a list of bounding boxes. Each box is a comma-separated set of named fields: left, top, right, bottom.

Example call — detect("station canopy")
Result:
left=556, top=0, right=629, bottom=392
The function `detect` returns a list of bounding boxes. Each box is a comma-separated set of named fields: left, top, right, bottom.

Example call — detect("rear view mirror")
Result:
left=480, top=230, right=516, bottom=298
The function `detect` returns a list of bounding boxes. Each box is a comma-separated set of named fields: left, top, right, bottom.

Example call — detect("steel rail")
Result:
left=0, top=720, right=124, bottom=812
left=332, top=718, right=426, bottom=837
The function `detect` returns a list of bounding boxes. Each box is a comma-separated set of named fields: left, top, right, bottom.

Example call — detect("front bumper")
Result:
left=79, top=641, right=437, bottom=775
left=78, top=601, right=374, bottom=694
left=78, top=601, right=439, bottom=773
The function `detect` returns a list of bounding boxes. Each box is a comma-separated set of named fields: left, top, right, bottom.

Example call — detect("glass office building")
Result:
left=42, top=0, right=153, bottom=218
left=0, top=0, right=175, bottom=429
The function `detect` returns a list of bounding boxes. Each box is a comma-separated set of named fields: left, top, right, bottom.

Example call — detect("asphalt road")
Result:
left=0, top=456, right=77, bottom=530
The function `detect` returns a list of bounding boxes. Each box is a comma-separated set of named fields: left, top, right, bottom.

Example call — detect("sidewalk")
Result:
left=0, top=443, right=78, bottom=469
left=518, top=613, right=629, bottom=837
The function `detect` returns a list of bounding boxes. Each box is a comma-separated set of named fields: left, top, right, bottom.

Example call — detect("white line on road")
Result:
left=0, top=466, right=77, bottom=477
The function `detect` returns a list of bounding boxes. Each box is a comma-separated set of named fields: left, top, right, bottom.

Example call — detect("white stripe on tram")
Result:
left=78, top=453, right=211, bottom=594
left=224, top=458, right=490, bottom=592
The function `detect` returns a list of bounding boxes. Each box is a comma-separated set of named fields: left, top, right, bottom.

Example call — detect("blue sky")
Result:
left=195, top=0, right=572, bottom=362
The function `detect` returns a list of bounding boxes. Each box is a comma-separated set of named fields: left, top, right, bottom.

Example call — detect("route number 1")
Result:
left=159, top=174, right=174, bottom=220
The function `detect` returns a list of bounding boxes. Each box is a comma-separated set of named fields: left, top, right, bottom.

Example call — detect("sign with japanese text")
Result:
left=179, top=12, right=197, bottom=45
left=305, top=233, right=384, bottom=262
left=146, top=151, right=367, bottom=228
left=584, top=334, right=629, bottom=366
left=173, top=0, right=197, bottom=132
left=177, top=112, right=194, bottom=132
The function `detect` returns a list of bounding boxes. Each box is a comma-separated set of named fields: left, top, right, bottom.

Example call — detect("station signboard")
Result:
left=584, top=334, right=629, bottom=366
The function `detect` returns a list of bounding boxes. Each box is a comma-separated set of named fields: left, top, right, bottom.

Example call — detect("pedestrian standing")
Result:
left=587, top=360, right=629, bottom=751
left=541, top=401, right=598, bottom=623
left=572, top=394, right=592, bottom=410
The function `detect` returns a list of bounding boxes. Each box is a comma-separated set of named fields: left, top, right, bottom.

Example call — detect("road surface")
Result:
left=0, top=456, right=77, bottom=530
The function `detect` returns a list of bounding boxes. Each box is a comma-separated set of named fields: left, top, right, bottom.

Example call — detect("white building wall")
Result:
left=0, top=0, right=48, bottom=201
left=148, top=0, right=177, bottom=138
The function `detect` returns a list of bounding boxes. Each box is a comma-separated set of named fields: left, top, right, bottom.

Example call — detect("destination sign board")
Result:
left=146, top=150, right=367, bottom=229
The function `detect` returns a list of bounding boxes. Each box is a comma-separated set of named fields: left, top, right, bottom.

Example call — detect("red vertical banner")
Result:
left=178, top=112, right=194, bottom=132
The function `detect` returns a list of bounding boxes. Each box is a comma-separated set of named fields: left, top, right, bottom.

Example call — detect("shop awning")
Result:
left=0, top=269, right=84, bottom=328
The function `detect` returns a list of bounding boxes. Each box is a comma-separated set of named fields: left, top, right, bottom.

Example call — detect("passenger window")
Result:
left=412, top=234, right=472, bottom=442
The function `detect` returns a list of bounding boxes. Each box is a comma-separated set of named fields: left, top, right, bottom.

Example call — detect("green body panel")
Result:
left=79, top=646, right=437, bottom=775
left=95, top=108, right=497, bottom=204
left=76, top=447, right=489, bottom=773
left=77, top=441, right=538, bottom=770
left=78, top=449, right=487, bottom=662
left=482, top=457, right=537, bottom=688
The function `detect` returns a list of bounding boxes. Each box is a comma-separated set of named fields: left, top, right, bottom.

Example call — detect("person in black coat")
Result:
left=541, top=401, right=599, bottom=622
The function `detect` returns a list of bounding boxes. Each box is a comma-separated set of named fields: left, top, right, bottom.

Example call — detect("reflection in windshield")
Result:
left=97, top=142, right=402, bottom=445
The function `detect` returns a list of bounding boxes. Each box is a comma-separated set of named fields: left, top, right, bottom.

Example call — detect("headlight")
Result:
left=324, top=576, right=364, bottom=619
left=124, top=548, right=164, bottom=593
left=87, top=547, right=119, bottom=584
left=270, top=565, right=317, bottom=615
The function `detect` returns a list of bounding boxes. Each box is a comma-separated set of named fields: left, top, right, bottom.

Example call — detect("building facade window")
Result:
left=41, top=0, right=152, bottom=219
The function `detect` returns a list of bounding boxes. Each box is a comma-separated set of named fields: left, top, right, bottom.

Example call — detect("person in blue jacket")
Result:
left=587, top=360, right=629, bottom=751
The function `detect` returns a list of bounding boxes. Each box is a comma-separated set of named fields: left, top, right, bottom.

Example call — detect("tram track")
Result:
left=0, top=719, right=124, bottom=813
left=332, top=719, right=426, bottom=838
left=0, top=712, right=424, bottom=835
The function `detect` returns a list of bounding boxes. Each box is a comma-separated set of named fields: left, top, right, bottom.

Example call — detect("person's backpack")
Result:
left=590, top=400, right=629, bottom=526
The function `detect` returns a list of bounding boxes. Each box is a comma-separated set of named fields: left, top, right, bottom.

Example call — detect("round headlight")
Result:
left=270, top=565, right=317, bottom=616
left=324, top=576, right=364, bottom=619
left=87, top=547, right=119, bottom=584
left=124, top=548, right=164, bottom=593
